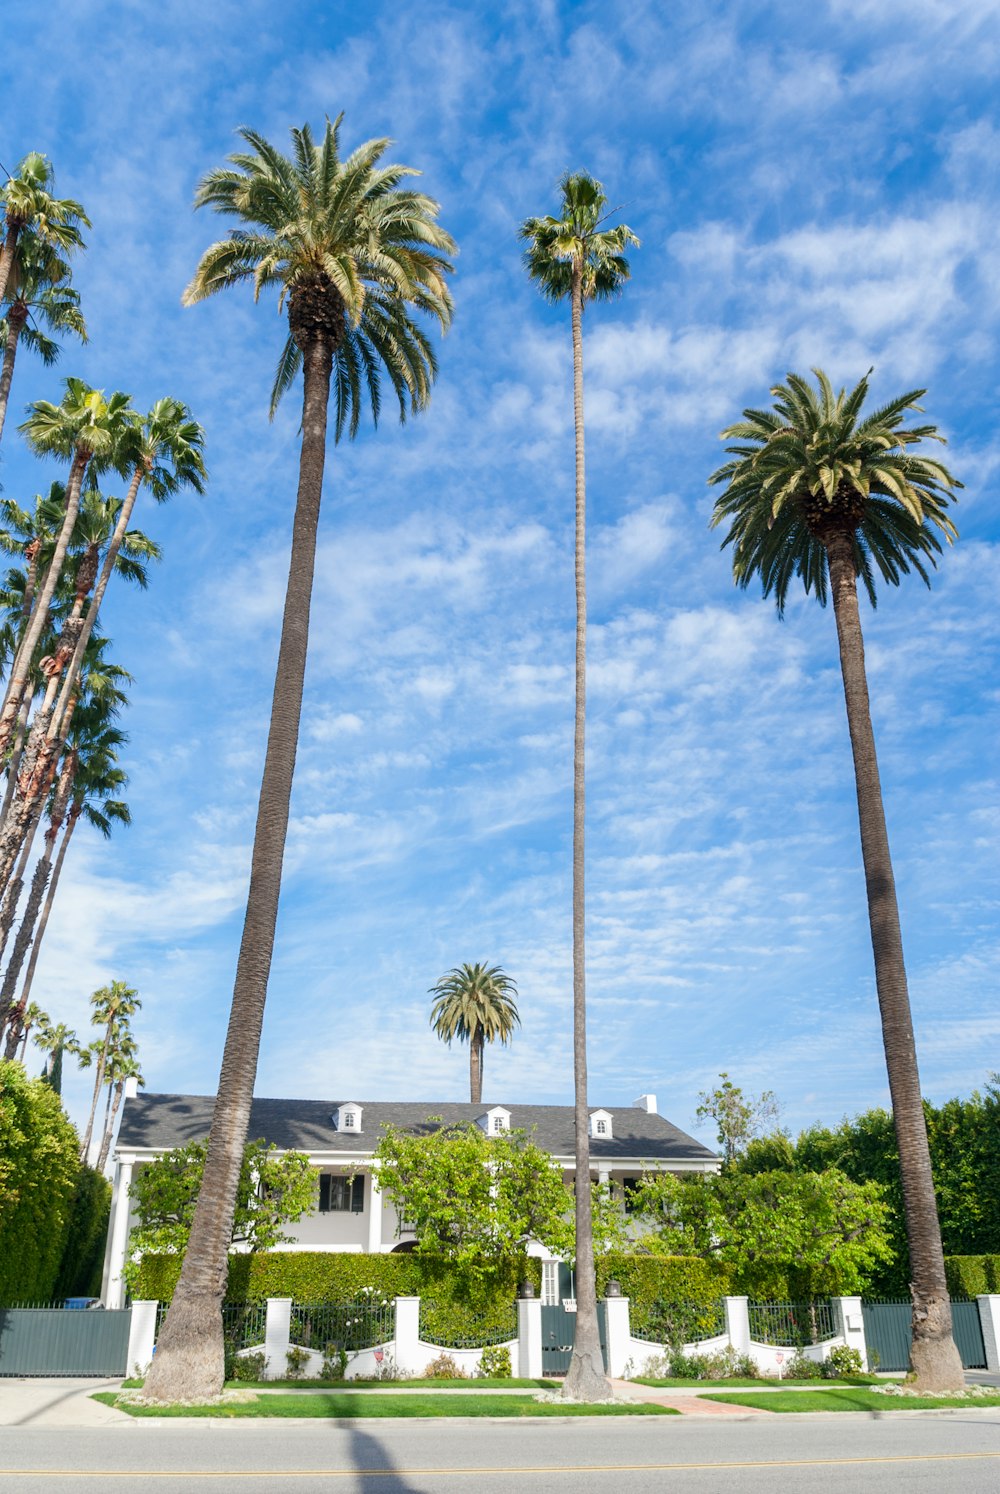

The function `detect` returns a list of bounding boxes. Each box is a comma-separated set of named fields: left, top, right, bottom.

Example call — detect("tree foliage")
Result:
left=0, top=1059, right=80, bottom=1300
left=630, top=1167, right=891, bottom=1296
left=123, top=1139, right=316, bottom=1293
left=695, top=1072, right=780, bottom=1164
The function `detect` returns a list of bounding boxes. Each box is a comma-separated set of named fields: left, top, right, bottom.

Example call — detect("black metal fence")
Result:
left=419, top=1299, right=518, bottom=1349
left=747, top=1300, right=840, bottom=1347
left=629, top=1299, right=727, bottom=1346
left=290, top=1299, right=395, bottom=1352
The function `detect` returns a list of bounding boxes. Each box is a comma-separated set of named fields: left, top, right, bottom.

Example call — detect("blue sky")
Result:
left=2, top=0, right=998, bottom=1152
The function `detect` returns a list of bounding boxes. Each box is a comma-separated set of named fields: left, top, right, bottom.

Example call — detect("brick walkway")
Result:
left=608, top=1378, right=769, bottom=1416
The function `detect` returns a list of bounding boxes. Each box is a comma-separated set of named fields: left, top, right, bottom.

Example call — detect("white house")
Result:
left=102, top=1091, right=720, bottom=1307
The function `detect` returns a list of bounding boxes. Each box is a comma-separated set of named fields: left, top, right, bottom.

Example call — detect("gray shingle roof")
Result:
left=117, top=1093, right=719, bottom=1164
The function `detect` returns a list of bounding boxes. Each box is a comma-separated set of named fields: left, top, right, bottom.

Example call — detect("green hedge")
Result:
left=134, top=1251, right=543, bottom=1345
left=944, top=1255, right=1000, bottom=1297
left=595, top=1253, right=733, bottom=1313
left=54, top=1167, right=111, bottom=1298
left=0, top=1062, right=80, bottom=1301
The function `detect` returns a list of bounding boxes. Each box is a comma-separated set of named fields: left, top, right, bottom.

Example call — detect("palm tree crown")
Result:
left=430, top=963, right=519, bottom=1105
left=182, top=118, right=456, bottom=426
left=520, top=172, right=638, bottom=305
left=709, top=369, right=960, bottom=611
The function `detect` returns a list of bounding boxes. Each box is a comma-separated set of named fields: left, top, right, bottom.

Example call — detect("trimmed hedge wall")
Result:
left=134, top=1252, right=543, bottom=1346
left=944, top=1255, right=1000, bottom=1297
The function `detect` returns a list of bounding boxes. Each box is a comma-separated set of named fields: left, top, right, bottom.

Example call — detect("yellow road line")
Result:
left=4, top=1452, right=1000, bottom=1478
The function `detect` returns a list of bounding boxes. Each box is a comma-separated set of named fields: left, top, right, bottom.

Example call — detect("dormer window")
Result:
left=478, top=1106, right=511, bottom=1135
left=332, top=1103, right=363, bottom=1133
left=596, top=1119, right=607, bottom=1135
left=589, top=1109, right=613, bottom=1140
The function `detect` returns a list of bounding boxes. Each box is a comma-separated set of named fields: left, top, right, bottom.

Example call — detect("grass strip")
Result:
left=700, top=1389, right=1000, bottom=1414
left=633, top=1376, right=890, bottom=1389
left=94, top=1391, right=676, bottom=1419
left=120, top=1377, right=557, bottom=1392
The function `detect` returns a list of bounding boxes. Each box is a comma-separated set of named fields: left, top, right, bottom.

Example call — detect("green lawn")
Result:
left=634, top=1376, right=889, bottom=1390
left=121, top=1377, right=557, bottom=1392
left=94, top=1391, right=677, bottom=1419
left=700, top=1388, right=1000, bottom=1414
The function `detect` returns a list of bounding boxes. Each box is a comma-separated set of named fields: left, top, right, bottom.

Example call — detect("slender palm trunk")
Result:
left=0, top=309, right=24, bottom=447
left=1, top=686, right=35, bottom=828
left=563, top=267, right=607, bottom=1401
left=469, top=1029, right=484, bottom=1105
left=824, top=529, right=963, bottom=1391
left=0, top=758, right=72, bottom=1051
left=11, top=805, right=78, bottom=1033
left=79, top=1034, right=109, bottom=1165
left=0, top=224, right=22, bottom=306
left=0, top=446, right=88, bottom=751
left=145, top=331, right=334, bottom=1403
left=0, top=826, right=37, bottom=967
left=96, top=1080, right=124, bottom=1173
left=51, top=469, right=142, bottom=746
left=0, top=721, right=61, bottom=896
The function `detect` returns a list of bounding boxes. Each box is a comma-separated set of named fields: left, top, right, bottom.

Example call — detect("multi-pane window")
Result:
left=596, top=1119, right=607, bottom=1135
left=318, top=1174, right=365, bottom=1213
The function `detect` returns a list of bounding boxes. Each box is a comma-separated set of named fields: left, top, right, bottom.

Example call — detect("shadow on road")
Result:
left=346, top=1421, right=429, bottom=1492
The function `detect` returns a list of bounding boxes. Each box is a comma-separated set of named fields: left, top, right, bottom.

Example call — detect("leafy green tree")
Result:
left=0, top=1058, right=80, bottom=1300
left=53, top=1164, right=111, bottom=1298
left=695, top=1072, right=780, bottom=1165
left=631, top=1167, right=891, bottom=1297
left=429, top=963, right=520, bottom=1104
left=0, top=152, right=88, bottom=306
left=122, top=1140, right=316, bottom=1296
left=146, top=117, right=455, bottom=1404
left=710, top=368, right=963, bottom=1390
left=520, top=172, right=638, bottom=1403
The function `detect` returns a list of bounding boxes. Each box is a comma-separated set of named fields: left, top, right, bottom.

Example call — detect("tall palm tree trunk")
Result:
left=145, top=331, right=334, bottom=1403
left=564, top=266, right=607, bottom=1402
left=0, top=445, right=88, bottom=752
left=0, top=309, right=24, bottom=446
left=1, top=856, right=50, bottom=1057
left=50, top=468, right=142, bottom=747
left=824, top=529, right=963, bottom=1391
left=1, top=686, right=35, bottom=828
left=9, top=805, right=78, bottom=1037
left=0, top=224, right=23, bottom=306
left=79, top=1030, right=110, bottom=1164
left=96, top=1079, right=125, bottom=1173
left=469, top=1028, right=484, bottom=1105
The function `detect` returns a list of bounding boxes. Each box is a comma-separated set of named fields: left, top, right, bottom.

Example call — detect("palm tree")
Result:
left=429, top=963, right=520, bottom=1104
left=78, top=980, right=140, bottom=1164
left=143, top=117, right=455, bottom=1405
left=0, top=690, right=130, bottom=1054
left=5, top=714, right=129, bottom=1051
left=709, top=368, right=964, bottom=1392
left=96, top=1044, right=143, bottom=1173
left=1, top=380, right=133, bottom=757
left=0, top=229, right=87, bottom=444
left=48, top=398, right=204, bottom=752
left=520, top=173, right=638, bottom=1402
left=16, top=1001, right=47, bottom=1062
left=0, top=152, right=88, bottom=305
left=34, top=1017, right=79, bottom=1095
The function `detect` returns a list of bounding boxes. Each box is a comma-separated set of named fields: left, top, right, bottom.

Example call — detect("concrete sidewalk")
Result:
left=0, top=1378, right=129, bottom=1427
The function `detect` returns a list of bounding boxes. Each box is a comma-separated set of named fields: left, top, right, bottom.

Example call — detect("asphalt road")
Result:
left=3, top=1412, right=1000, bottom=1493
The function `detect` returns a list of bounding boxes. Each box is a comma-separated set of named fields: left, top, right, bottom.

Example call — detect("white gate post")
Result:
left=394, top=1296, right=422, bottom=1377
left=264, top=1297, right=293, bottom=1381
left=835, top=1296, right=867, bottom=1366
left=602, top=1295, right=632, bottom=1378
left=126, top=1300, right=157, bottom=1376
left=517, top=1294, right=542, bottom=1379
left=977, top=1295, right=1000, bottom=1372
left=725, top=1296, right=751, bottom=1354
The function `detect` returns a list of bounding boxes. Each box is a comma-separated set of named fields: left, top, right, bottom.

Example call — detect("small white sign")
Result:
left=562, top=1299, right=577, bottom=1313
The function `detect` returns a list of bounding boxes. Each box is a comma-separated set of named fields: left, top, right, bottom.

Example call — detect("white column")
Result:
left=978, top=1295, right=1000, bottom=1372
left=102, top=1158, right=133, bottom=1308
left=835, top=1296, right=867, bottom=1366
left=264, top=1297, right=293, bottom=1381
left=367, top=1171, right=382, bottom=1254
left=126, top=1300, right=157, bottom=1376
left=517, top=1295, right=542, bottom=1379
left=725, top=1295, right=751, bottom=1354
left=394, top=1296, right=422, bottom=1377
left=603, top=1295, right=632, bottom=1378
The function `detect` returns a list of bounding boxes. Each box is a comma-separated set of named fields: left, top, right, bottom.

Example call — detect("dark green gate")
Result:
left=862, top=1300, right=985, bottom=1372
left=541, top=1301, right=607, bottom=1374
left=0, top=1307, right=132, bottom=1376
